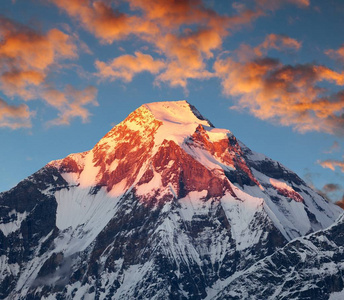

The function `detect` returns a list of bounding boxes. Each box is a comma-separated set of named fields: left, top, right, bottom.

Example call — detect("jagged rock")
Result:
left=0, top=101, right=342, bottom=299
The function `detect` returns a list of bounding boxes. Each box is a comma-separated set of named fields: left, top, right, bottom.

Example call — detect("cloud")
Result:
left=255, top=0, right=310, bottom=10
left=303, top=170, right=343, bottom=204
left=0, top=70, right=45, bottom=100
left=254, top=33, right=302, bottom=56
left=319, top=183, right=343, bottom=204
left=0, top=16, right=97, bottom=128
left=129, top=0, right=263, bottom=31
left=129, top=0, right=215, bottom=29
left=51, top=0, right=263, bottom=88
left=130, top=1, right=263, bottom=88
left=325, top=44, right=344, bottom=62
left=323, top=183, right=341, bottom=193
left=318, top=159, right=344, bottom=172
left=324, top=141, right=340, bottom=154
left=144, top=2, right=261, bottom=88
left=214, top=33, right=344, bottom=135
left=153, top=29, right=221, bottom=88
left=236, top=34, right=302, bottom=61
left=48, top=0, right=314, bottom=92
left=44, top=85, right=98, bottom=126
left=0, top=23, right=77, bottom=72
left=0, top=17, right=78, bottom=99
left=95, top=52, right=165, bottom=82
left=320, top=184, right=344, bottom=209
left=50, top=0, right=156, bottom=44
left=0, top=98, right=32, bottom=129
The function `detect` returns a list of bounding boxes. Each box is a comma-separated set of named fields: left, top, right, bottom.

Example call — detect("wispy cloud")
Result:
left=322, top=183, right=341, bottom=193
left=44, top=85, right=98, bottom=126
left=0, top=16, right=97, bottom=128
left=0, top=17, right=77, bottom=100
left=50, top=0, right=156, bottom=44
left=0, top=98, right=32, bottom=129
left=234, top=34, right=301, bottom=61
left=214, top=33, right=344, bottom=135
left=95, top=52, right=165, bottom=82
left=320, top=183, right=344, bottom=209
left=303, top=170, right=343, bottom=204
left=49, top=0, right=314, bottom=93
left=324, top=141, right=340, bottom=154
left=318, top=158, right=344, bottom=172
left=255, top=0, right=310, bottom=10
left=325, top=44, right=344, bottom=62
left=50, top=0, right=263, bottom=89
left=254, top=34, right=302, bottom=56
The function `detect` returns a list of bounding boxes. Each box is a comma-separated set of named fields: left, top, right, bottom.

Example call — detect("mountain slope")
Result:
left=208, top=214, right=344, bottom=300
left=0, top=100, right=342, bottom=299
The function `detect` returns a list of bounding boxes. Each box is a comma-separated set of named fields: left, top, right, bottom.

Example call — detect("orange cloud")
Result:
left=50, top=0, right=156, bottom=44
left=0, top=98, right=32, bottom=129
left=0, top=17, right=78, bottom=100
left=133, top=1, right=263, bottom=87
left=325, top=45, right=344, bottom=62
left=214, top=54, right=344, bottom=134
left=143, top=3, right=262, bottom=88
left=315, top=65, right=344, bottom=85
left=129, top=0, right=206, bottom=28
left=153, top=29, right=221, bottom=88
left=255, top=0, right=310, bottom=10
left=0, top=70, right=45, bottom=100
left=51, top=0, right=262, bottom=88
left=95, top=52, right=165, bottom=82
left=318, top=159, right=344, bottom=172
left=50, top=0, right=309, bottom=91
left=45, top=85, right=98, bottom=126
left=0, top=16, right=97, bottom=128
left=236, top=34, right=302, bottom=61
left=156, top=61, right=213, bottom=89
left=0, top=25, right=77, bottom=73
left=129, top=0, right=224, bottom=30
left=41, top=88, right=69, bottom=109
left=254, top=34, right=302, bottom=56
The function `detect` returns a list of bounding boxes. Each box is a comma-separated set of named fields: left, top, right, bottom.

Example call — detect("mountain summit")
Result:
left=0, top=101, right=342, bottom=299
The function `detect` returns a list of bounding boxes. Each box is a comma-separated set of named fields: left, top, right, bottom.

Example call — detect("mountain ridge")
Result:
left=0, top=100, right=342, bottom=299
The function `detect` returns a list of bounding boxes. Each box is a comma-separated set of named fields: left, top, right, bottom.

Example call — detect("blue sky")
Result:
left=0, top=0, right=344, bottom=204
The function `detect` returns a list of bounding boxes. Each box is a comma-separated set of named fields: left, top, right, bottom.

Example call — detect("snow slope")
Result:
left=209, top=213, right=344, bottom=300
left=0, top=100, right=342, bottom=299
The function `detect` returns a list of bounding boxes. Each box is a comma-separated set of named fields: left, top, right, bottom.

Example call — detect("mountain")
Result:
left=209, top=214, right=344, bottom=300
left=0, top=100, right=342, bottom=299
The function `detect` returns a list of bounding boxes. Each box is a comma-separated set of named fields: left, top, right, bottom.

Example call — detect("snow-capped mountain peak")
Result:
left=50, top=101, right=233, bottom=193
left=143, top=100, right=212, bottom=126
left=0, top=100, right=342, bottom=300
left=97, top=100, right=215, bottom=150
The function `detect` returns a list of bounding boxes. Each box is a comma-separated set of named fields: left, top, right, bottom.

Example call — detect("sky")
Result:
left=0, top=0, right=344, bottom=204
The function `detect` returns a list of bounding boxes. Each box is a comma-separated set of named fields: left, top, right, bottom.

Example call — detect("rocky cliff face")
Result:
left=209, top=214, right=344, bottom=300
left=0, top=101, right=342, bottom=299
